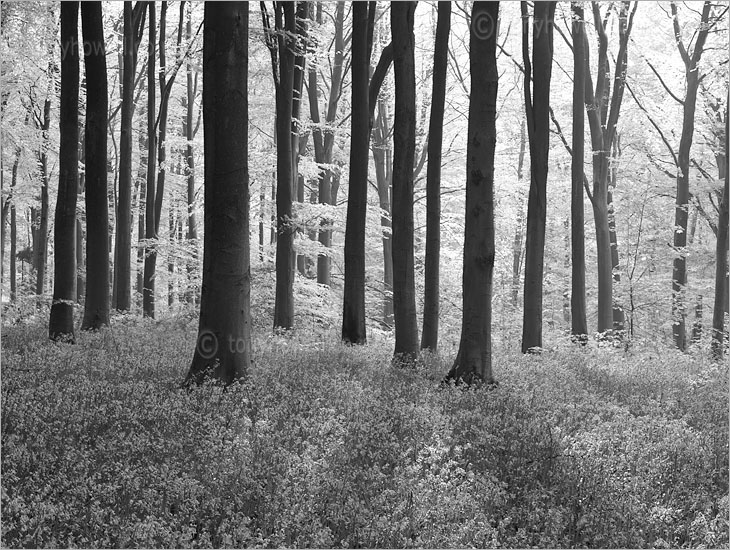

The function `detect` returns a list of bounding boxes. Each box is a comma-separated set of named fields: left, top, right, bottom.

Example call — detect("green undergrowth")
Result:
left=1, top=317, right=728, bottom=548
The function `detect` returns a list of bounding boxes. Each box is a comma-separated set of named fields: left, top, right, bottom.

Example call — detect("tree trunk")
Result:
left=342, top=2, right=372, bottom=345
left=292, top=2, right=308, bottom=277
left=113, top=2, right=144, bottom=312
left=185, top=3, right=198, bottom=305
left=273, top=3, right=296, bottom=330
left=521, top=1, right=556, bottom=353
left=373, top=100, right=394, bottom=325
left=511, top=119, right=527, bottom=309
left=609, top=137, right=625, bottom=330
left=10, top=204, right=16, bottom=301
left=49, top=1, right=80, bottom=342
left=186, top=2, right=251, bottom=385
left=570, top=2, right=588, bottom=339
left=80, top=1, right=110, bottom=330
left=76, top=216, right=85, bottom=301
left=421, top=1, right=450, bottom=352
left=711, top=103, right=729, bottom=361
left=143, top=2, right=157, bottom=318
left=34, top=98, right=51, bottom=296
left=445, top=1, right=499, bottom=385
left=391, top=1, right=419, bottom=362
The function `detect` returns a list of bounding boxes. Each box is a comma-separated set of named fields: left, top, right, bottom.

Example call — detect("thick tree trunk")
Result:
left=80, top=1, right=110, bottom=330
left=143, top=2, right=157, bottom=318
left=421, top=1, right=450, bottom=352
left=186, top=2, right=251, bottom=385
left=711, top=105, right=729, bottom=361
left=521, top=1, right=556, bottom=353
left=273, top=3, right=296, bottom=330
left=446, top=1, right=499, bottom=385
left=570, top=3, right=588, bottom=339
left=342, top=2, right=372, bottom=345
left=113, top=2, right=144, bottom=312
left=391, top=1, right=419, bottom=362
left=49, top=1, right=80, bottom=342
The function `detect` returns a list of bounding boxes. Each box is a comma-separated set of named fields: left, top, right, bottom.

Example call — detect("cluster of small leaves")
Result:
left=1, top=318, right=727, bottom=548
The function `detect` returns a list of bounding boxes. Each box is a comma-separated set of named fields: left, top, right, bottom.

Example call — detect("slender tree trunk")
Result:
left=10, top=204, right=16, bottom=301
left=143, top=2, right=157, bottom=318
left=272, top=3, right=296, bottom=330
left=446, top=1, right=499, bottom=385
left=571, top=2, right=588, bottom=339
left=49, top=1, right=80, bottom=342
left=391, top=1, right=419, bottom=362
left=80, top=1, right=110, bottom=330
left=511, top=120, right=527, bottom=309
left=373, top=100, right=394, bottom=325
left=342, top=2, right=373, bottom=345
left=521, top=1, right=556, bottom=353
left=76, top=216, right=85, bottom=301
left=185, top=4, right=198, bottom=305
left=34, top=98, right=51, bottom=296
left=608, top=137, right=625, bottom=330
left=113, top=2, right=144, bottom=312
left=186, top=2, right=251, bottom=385
left=291, top=2, right=308, bottom=276
left=711, top=104, right=729, bottom=360
left=421, top=1, right=450, bottom=352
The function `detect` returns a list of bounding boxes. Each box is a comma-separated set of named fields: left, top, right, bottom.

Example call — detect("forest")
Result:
left=1, top=1, right=728, bottom=548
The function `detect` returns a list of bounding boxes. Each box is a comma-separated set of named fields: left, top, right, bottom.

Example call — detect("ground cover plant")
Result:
left=2, top=314, right=727, bottom=549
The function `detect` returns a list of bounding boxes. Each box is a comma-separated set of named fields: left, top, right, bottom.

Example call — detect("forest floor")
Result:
left=1, top=311, right=728, bottom=549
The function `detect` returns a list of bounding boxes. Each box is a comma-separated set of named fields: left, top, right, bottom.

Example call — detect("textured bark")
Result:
left=711, top=104, right=729, bottom=361
left=445, top=1, right=499, bottom=385
left=391, top=1, right=419, bottom=362
left=113, top=2, right=145, bottom=312
left=186, top=1, right=251, bottom=385
left=272, top=3, right=296, bottom=330
left=342, top=2, right=372, bottom=345
left=521, top=1, right=556, bottom=353
left=142, top=2, right=157, bottom=318
left=49, top=1, right=80, bottom=342
left=80, top=1, right=110, bottom=330
left=570, top=3, right=588, bottom=339
left=608, top=137, right=625, bottom=330
left=421, top=1, right=450, bottom=352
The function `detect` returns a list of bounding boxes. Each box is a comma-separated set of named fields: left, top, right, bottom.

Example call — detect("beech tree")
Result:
left=421, top=1, right=451, bottom=352
left=391, top=1, right=419, bottom=362
left=571, top=2, right=588, bottom=339
left=80, top=1, right=110, bottom=330
left=446, top=1, right=499, bottom=385
left=341, top=2, right=375, bottom=345
left=142, top=2, right=157, bottom=318
left=49, top=1, right=79, bottom=342
left=520, top=1, right=556, bottom=353
left=112, top=2, right=145, bottom=312
left=712, top=103, right=729, bottom=360
left=186, top=1, right=251, bottom=385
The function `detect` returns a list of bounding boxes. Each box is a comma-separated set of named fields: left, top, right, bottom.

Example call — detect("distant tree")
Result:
left=391, top=1, right=419, bottom=362
left=113, top=2, right=145, bottom=312
left=570, top=2, right=588, bottom=339
left=186, top=1, right=251, bottom=385
left=421, top=1, right=451, bottom=353
left=445, top=1, right=499, bottom=385
left=712, top=102, right=729, bottom=361
left=31, top=95, right=51, bottom=297
left=521, top=1, right=556, bottom=353
left=142, top=1, right=157, bottom=318
left=49, top=1, right=79, bottom=342
left=80, top=1, right=110, bottom=330
left=341, top=2, right=375, bottom=345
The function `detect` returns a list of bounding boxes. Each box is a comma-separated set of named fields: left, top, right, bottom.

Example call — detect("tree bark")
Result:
left=511, top=120, right=526, bottom=309
left=292, top=2, right=308, bottom=276
left=34, top=98, right=51, bottom=296
left=391, top=1, right=419, bottom=362
left=272, top=2, right=296, bottom=330
left=521, top=1, right=556, bottom=353
left=186, top=1, right=251, bottom=385
left=570, top=3, right=588, bottom=339
left=113, top=2, right=145, bottom=312
left=80, top=1, right=110, bottom=330
left=184, top=2, right=198, bottom=305
left=711, top=102, right=729, bottom=361
left=342, top=2, right=373, bottom=345
left=421, top=1, right=450, bottom=352
left=142, top=2, right=157, bottom=318
left=49, top=1, right=80, bottom=342
left=446, top=1, right=499, bottom=385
